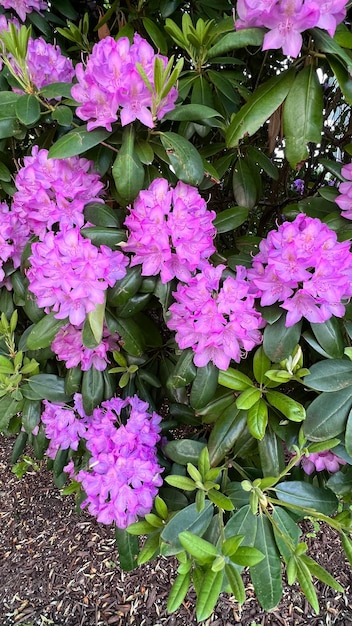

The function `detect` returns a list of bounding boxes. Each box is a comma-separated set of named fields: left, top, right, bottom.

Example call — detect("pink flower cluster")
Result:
left=335, top=164, right=352, bottom=220
left=12, top=146, right=104, bottom=240
left=71, top=34, right=178, bottom=131
left=27, top=227, right=129, bottom=326
left=123, top=178, right=216, bottom=283
left=0, top=0, right=47, bottom=22
left=167, top=263, right=265, bottom=370
left=41, top=394, right=88, bottom=459
left=235, top=0, right=347, bottom=57
left=51, top=323, right=120, bottom=371
left=248, top=213, right=352, bottom=327
left=76, top=395, right=163, bottom=528
left=10, top=36, right=74, bottom=92
left=299, top=450, right=346, bottom=475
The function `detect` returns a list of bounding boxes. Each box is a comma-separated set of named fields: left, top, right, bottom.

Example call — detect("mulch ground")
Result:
left=1, top=434, right=352, bottom=626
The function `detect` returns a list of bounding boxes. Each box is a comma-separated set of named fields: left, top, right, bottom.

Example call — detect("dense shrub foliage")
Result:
left=1, top=0, right=352, bottom=620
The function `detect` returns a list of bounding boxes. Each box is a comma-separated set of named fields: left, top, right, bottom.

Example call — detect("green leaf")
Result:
left=48, top=127, right=111, bottom=159
left=341, top=533, right=352, bottom=567
left=250, top=515, right=282, bottom=611
left=164, top=439, right=206, bottom=466
left=304, top=386, right=352, bottom=441
left=22, top=374, right=70, bottom=403
left=196, top=568, right=223, bottom=622
left=0, top=396, right=23, bottom=432
left=208, top=489, right=234, bottom=511
left=224, top=505, right=258, bottom=547
left=247, top=399, right=268, bottom=440
left=327, top=55, right=352, bottom=106
left=84, top=202, right=119, bottom=228
left=165, top=475, right=196, bottom=491
left=160, top=132, right=204, bottom=185
left=167, top=571, right=191, bottom=613
left=165, top=104, right=223, bottom=122
left=25, top=312, right=67, bottom=350
left=300, top=555, right=343, bottom=593
left=272, top=507, right=301, bottom=562
left=106, top=315, right=146, bottom=357
left=224, top=564, right=246, bottom=604
left=39, top=82, right=74, bottom=99
left=167, top=349, right=197, bottom=389
left=218, top=367, right=253, bottom=390
left=190, top=363, right=219, bottom=410
left=179, top=531, right=217, bottom=564
left=236, top=387, right=262, bottom=410
left=258, top=427, right=285, bottom=477
left=283, top=66, right=323, bottom=168
left=137, top=532, right=160, bottom=565
left=303, top=360, right=352, bottom=392
left=233, top=157, right=261, bottom=209
left=231, top=546, right=264, bottom=567
left=142, top=16, right=168, bottom=54
left=115, top=527, right=139, bottom=571
left=226, top=69, right=295, bottom=148
left=263, top=316, right=302, bottom=363
left=161, top=501, right=213, bottom=553
left=296, top=559, right=319, bottom=615
left=345, top=409, right=352, bottom=458
left=51, top=105, right=73, bottom=127
left=208, top=403, right=244, bottom=466
left=266, top=391, right=306, bottom=422
left=81, top=368, right=104, bottom=415
left=275, top=482, right=338, bottom=516
left=208, top=28, right=264, bottom=58
left=310, top=318, right=345, bottom=359
left=247, top=146, right=279, bottom=180
left=312, top=27, right=352, bottom=73
left=15, top=94, right=41, bottom=125
left=87, top=299, right=105, bottom=345
left=253, top=346, right=271, bottom=385
left=112, top=125, right=145, bottom=203
left=107, top=266, right=143, bottom=307
left=22, top=398, right=41, bottom=434
left=213, top=206, right=248, bottom=233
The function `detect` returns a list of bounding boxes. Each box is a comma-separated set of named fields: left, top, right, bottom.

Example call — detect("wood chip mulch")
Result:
left=1, top=434, right=352, bottom=626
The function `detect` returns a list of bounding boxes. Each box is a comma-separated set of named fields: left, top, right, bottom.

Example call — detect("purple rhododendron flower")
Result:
left=299, top=450, right=346, bottom=475
left=292, top=178, right=305, bottom=194
left=71, top=34, right=178, bottom=131
left=167, top=263, right=265, bottom=369
left=41, top=394, right=88, bottom=459
left=51, top=323, right=120, bottom=371
left=0, top=201, right=30, bottom=287
left=123, top=178, right=216, bottom=283
left=12, top=146, right=104, bottom=239
left=0, top=0, right=47, bottom=21
left=75, top=396, right=163, bottom=528
left=248, top=213, right=352, bottom=326
left=335, top=163, right=352, bottom=220
left=234, top=0, right=348, bottom=57
left=9, top=36, right=74, bottom=92
left=27, top=227, right=129, bottom=325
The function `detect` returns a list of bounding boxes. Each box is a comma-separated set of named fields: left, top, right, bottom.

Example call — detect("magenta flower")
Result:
left=75, top=395, right=163, bottom=528
left=167, top=263, right=265, bottom=369
left=0, top=201, right=30, bottom=287
left=335, top=163, right=352, bottom=220
left=0, top=0, right=47, bottom=21
left=262, top=0, right=320, bottom=57
left=27, top=227, right=129, bottom=326
left=123, top=178, right=216, bottom=283
left=299, top=450, right=346, bottom=475
left=41, top=394, right=88, bottom=459
left=10, top=36, right=74, bottom=93
left=12, top=146, right=104, bottom=239
left=248, top=213, right=352, bottom=327
left=315, top=0, right=347, bottom=37
left=71, top=34, right=178, bottom=131
left=51, top=323, right=120, bottom=371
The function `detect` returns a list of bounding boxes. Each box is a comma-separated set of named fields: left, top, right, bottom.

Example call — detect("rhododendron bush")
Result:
left=1, top=0, right=352, bottom=620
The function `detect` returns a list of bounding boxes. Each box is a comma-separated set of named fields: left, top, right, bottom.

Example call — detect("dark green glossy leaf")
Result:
left=208, top=404, right=244, bottom=466
left=0, top=395, right=23, bottom=432
left=218, top=367, right=253, bottom=391
left=304, top=360, right=352, bottom=392
left=51, top=105, right=73, bottom=127
left=258, top=427, right=285, bottom=477
left=224, top=505, right=258, bottom=547
left=253, top=346, right=271, bottom=385
left=112, top=125, right=145, bottom=203
left=310, top=318, right=345, bottom=359
left=272, top=506, right=301, bottom=562
left=233, top=157, right=261, bottom=209
left=167, top=349, right=197, bottom=389
left=106, top=314, right=146, bottom=357
left=283, top=66, right=323, bottom=168
left=39, top=82, right=74, bottom=99
left=160, top=132, right=204, bottom=185
left=115, top=527, right=139, bottom=571
left=275, top=481, right=338, bottom=516
left=26, top=312, right=67, bottom=350
left=161, top=501, right=213, bottom=552
left=165, top=104, right=223, bottom=122
left=224, top=564, right=245, bottom=604
left=250, top=515, right=282, bottom=611
left=213, top=206, right=248, bottom=233
left=208, top=28, right=264, bottom=58
left=263, top=316, right=302, bottom=363
left=226, top=69, right=295, bottom=148
left=81, top=368, right=104, bottom=415
left=15, top=94, right=41, bottom=125
left=22, top=398, right=41, bottom=434
left=48, top=127, right=111, bottom=159
left=164, top=439, right=206, bottom=465
left=247, top=399, right=268, bottom=440
left=22, top=374, right=70, bottom=403
left=190, top=363, right=219, bottom=409
left=304, top=387, right=352, bottom=441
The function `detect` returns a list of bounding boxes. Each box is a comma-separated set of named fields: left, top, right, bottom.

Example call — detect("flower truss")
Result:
left=234, top=0, right=348, bottom=57
left=0, top=0, right=47, bottom=22
left=248, top=213, right=352, bottom=326
left=12, top=146, right=104, bottom=239
left=27, top=227, right=129, bottom=326
left=167, top=262, right=265, bottom=369
left=123, top=178, right=216, bottom=283
left=51, top=323, right=120, bottom=371
left=71, top=34, right=178, bottom=131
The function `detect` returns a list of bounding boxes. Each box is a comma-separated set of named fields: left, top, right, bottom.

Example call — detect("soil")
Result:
left=1, top=434, right=352, bottom=626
